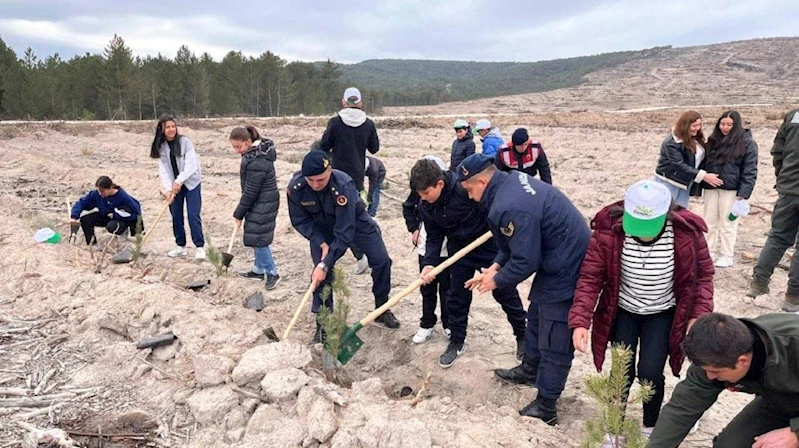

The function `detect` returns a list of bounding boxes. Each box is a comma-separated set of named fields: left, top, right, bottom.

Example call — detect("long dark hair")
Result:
left=706, top=110, right=746, bottom=165
left=150, top=115, right=180, bottom=159
left=673, top=110, right=706, bottom=154
left=229, top=125, right=260, bottom=142
left=95, top=176, right=120, bottom=190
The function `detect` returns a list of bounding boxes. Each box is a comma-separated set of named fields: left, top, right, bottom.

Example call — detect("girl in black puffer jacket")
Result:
left=700, top=110, right=758, bottom=268
left=230, top=126, right=281, bottom=290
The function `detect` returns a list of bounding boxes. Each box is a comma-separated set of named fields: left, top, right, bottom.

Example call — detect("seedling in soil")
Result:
left=580, top=344, right=654, bottom=448
left=318, top=267, right=351, bottom=369
left=204, top=238, right=227, bottom=277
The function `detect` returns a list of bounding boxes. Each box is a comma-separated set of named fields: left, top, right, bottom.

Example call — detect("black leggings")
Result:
left=79, top=213, right=138, bottom=245
left=610, top=307, right=674, bottom=428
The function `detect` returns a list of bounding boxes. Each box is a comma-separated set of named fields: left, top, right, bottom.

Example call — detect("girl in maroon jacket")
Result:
left=568, top=180, right=714, bottom=438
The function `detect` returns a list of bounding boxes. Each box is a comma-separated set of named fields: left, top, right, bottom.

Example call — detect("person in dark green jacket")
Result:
left=749, top=108, right=799, bottom=312
left=647, top=312, right=799, bottom=448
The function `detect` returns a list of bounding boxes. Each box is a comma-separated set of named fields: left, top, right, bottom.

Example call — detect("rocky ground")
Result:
left=0, top=93, right=796, bottom=447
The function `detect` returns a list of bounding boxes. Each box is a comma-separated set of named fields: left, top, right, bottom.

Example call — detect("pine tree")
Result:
left=317, top=266, right=351, bottom=366
left=581, top=344, right=655, bottom=448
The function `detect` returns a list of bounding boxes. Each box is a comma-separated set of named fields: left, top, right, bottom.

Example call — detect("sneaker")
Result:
left=194, top=248, right=206, bottom=260
left=353, top=255, right=370, bottom=275
left=443, top=328, right=451, bottom=339
left=714, top=256, right=733, bottom=268
left=374, top=310, right=400, bottom=329
left=167, top=246, right=187, bottom=258
left=412, top=327, right=434, bottom=344
left=747, top=279, right=769, bottom=298
left=265, top=274, right=281, bottom=290
left=239, top=271, right=265, bottom=281
left=516, top=340, right=525, bottom=365
left=439, top=341, right=466, bottom=368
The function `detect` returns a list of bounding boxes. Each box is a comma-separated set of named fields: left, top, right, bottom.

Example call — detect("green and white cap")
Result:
left=453, top=119, right=469, bottom=129
left=622, top=180, right=671, bottom=238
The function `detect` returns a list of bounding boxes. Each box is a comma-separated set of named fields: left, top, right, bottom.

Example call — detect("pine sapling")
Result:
left=581, top=343, right=655, bottom=448
left=204, top=238, right=226, bottom=277
left=131, top=216, right=144, bottom=264
left=318, top=266, right=351, bottom=367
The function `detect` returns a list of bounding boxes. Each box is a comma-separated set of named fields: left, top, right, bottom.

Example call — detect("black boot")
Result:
left=494, top=356, right=538, bottom=386
left=374, top=310, right=400, bottom=329
left=309, top=322, right=326, bottom=345
left=519, top=396, right=558, bottom=426
left=515, top=339, right=525, bottom=364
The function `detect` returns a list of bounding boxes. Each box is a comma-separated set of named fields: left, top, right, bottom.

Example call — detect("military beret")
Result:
left=301, top=150, right=331, bottom=176
left=456, top=153, right=494, bottom=182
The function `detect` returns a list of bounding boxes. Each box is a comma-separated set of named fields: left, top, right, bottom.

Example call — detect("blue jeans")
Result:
left=653, top=177, right=689, bottom=208
left=367, top=183, right=382, bottom=217
left=252, top=246, right=278, bottom=276
left=170, top=184, right=205, bottom=248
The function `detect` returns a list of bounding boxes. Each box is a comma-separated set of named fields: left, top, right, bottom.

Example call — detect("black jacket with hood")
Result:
left=233, top=139, right=280, bottom=248
left=320, top=107, right=379, bottom=192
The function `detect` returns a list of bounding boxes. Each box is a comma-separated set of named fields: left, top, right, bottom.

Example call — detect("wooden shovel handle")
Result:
left=227, top=221, right=241, bottom=253
left=282, top=282, right=316, bottom=340
left=138, top=201, right=170, bottom=250
left=357, top=230, right=493, bottom=328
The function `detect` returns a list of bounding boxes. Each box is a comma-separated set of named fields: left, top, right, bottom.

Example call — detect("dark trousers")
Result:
left=311, top=225, right=392, bottom=313
left=525, top=298, right=574, bottom=400
left=367, top=182, right=382, bottom=217
left=419, top=255, right=450, bottom=329
left=753, top=193, right=799, bottom=294
left=713, top=393, right=799, bottom=447
left=79, top=213, right=137, bottom=245
left=170, top=184, right=205, bottom=248
left=610, top=307, right=674, bottom=428
left=447, top=247, right=526, bottom=344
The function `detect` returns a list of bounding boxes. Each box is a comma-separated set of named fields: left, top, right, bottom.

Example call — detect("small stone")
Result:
left=260, top=368, right=310, bottom=401
left=151, top=340, right=180, bottom=361
left=240, top=398, right=259, bottom=415
left=231, top=342, right=311, bottom=386
left=194, top=354, right=235, bottom=388
left=187, top=386, right=239, bottom=425
left=225, top=409, right=248, bottom=430
left=139, top=307, right=156, bottom=325
left=741, top=251, right=757, bottom=261
left=225, top=428, right=245, bottom=443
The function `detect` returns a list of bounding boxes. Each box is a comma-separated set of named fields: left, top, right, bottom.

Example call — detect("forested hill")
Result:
left=337, top=46, right=670, bottom=108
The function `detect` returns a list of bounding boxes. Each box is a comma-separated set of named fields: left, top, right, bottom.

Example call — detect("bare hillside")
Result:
left=384, top=37, right=799, bottom=115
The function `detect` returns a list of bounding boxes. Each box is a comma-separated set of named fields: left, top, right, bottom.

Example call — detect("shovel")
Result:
left=336, top=230, right=493, bottom=365
left=113, top=200, right=170, bottom=264
left=282, top=282, right=316, bottom=340
left=221, top=222, right=240, bottom=268
left=67, top=199, right=80, bottom=244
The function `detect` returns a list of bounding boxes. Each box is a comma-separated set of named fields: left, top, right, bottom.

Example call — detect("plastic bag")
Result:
left=729, top=199, right=750, bottom=221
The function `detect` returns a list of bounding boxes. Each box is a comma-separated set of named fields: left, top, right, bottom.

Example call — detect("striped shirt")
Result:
left=618, top=221, right=676, bottom=314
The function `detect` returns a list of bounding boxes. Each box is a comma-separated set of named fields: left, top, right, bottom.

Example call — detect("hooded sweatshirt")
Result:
left=319, top=107, right=380, bottom=191
left=480, top=127, right=504, bottom=157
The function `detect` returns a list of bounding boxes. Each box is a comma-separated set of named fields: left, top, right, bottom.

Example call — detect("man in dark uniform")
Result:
left=458, top=153, right=590, bottom=425
left=410, top=158, right=527, bottom=369
left=287, top=151, right=399, bottom=343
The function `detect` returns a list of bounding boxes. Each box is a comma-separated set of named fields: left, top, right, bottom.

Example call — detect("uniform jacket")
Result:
left=494, top=139, right=552, bottom=184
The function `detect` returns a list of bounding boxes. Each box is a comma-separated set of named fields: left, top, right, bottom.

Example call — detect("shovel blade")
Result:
left=111, top=248, right=134, bottom=264
left=221, top=252, right=234, bottom=267
left=335, top=324, right=364, bottom=365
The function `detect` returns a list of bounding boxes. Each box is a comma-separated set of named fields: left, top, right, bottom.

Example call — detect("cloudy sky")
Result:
left=0, top=0, right=796, bottom=63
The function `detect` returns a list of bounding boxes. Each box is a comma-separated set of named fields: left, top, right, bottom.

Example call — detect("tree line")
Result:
left=0, top=35, right=346, bottom=120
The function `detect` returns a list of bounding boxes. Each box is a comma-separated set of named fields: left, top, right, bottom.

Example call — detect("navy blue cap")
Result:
left=302, top=150, right=331, bottom=176
left=456, top=153, right=494, bottom=182
left=512, top=128, right=529, bottom=146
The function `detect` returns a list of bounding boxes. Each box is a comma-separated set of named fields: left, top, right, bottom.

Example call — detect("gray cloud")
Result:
left=0, top=0, right=796, bottom=62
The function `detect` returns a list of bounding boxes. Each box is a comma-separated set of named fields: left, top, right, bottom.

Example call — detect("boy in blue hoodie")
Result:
left=70, top=176, right=142, bottom=245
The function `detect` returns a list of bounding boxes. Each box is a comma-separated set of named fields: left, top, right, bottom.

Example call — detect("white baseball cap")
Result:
left=343, top=87, right=362, bottom=105
left=474, top=119, right=491, bottom=131
left=623, top=180, right=672, bottom=238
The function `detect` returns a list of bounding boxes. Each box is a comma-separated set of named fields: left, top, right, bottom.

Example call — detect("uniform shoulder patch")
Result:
left=336, top=195, right=348, bottom=206
left=500, top=222, right=515, bottom=237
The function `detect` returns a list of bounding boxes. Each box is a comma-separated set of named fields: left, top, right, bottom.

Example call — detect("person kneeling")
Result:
left=70, top=176, right=143, bottom=246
